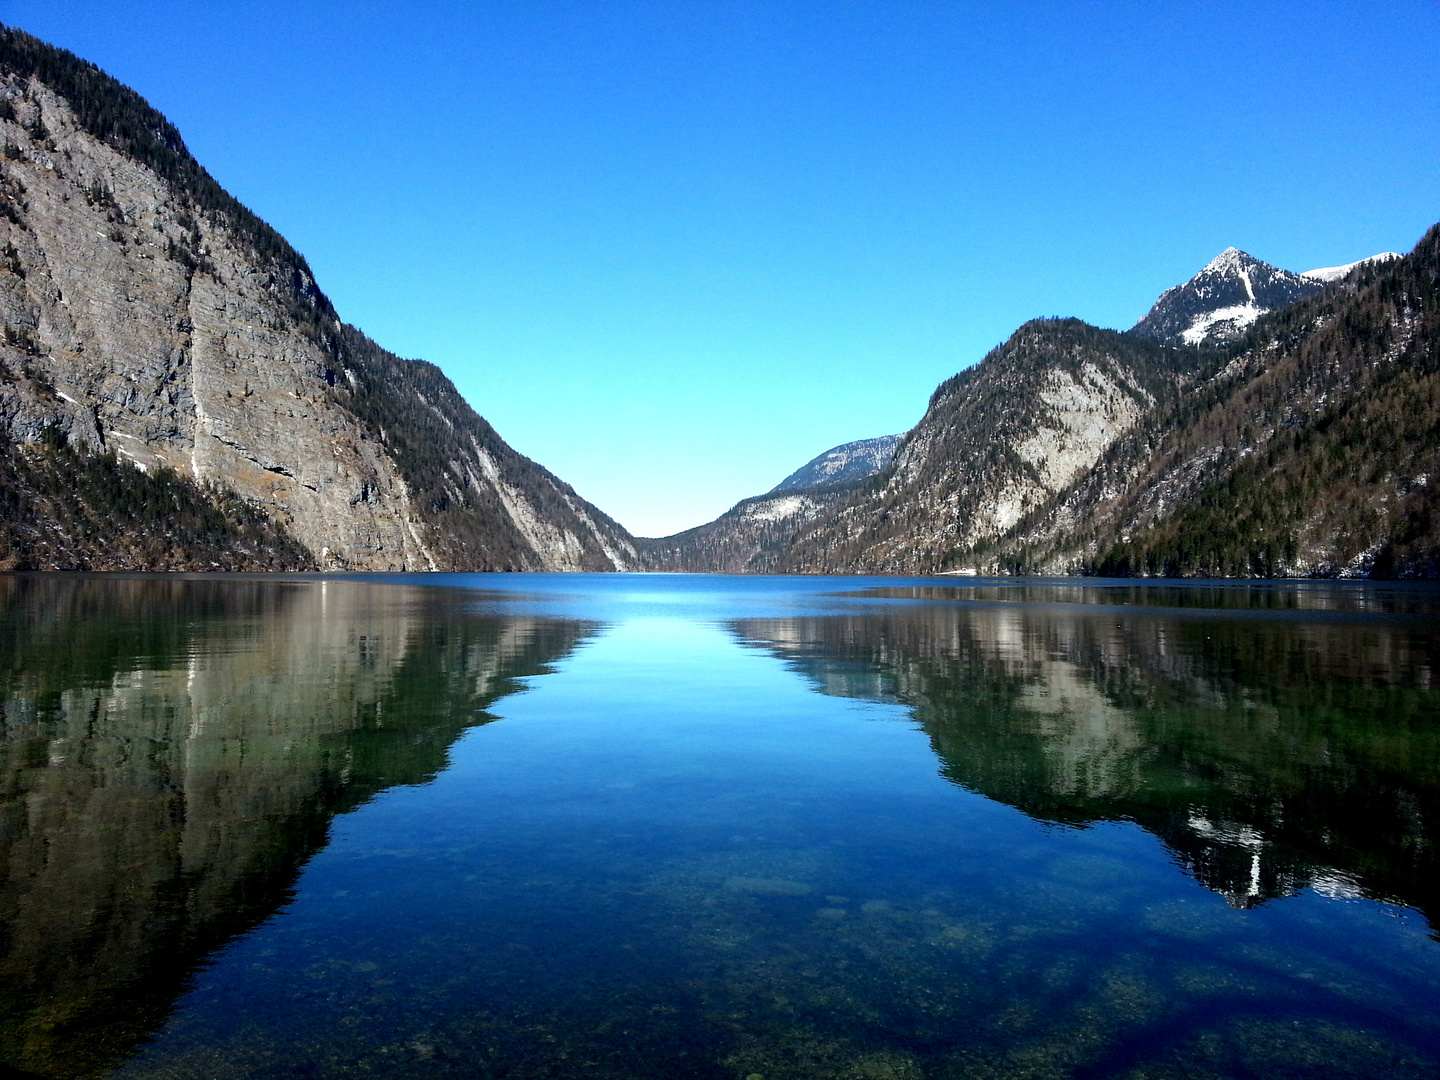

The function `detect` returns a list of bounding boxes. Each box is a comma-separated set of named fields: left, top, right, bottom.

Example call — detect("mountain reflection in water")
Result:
left=0, top=574, right=1438, bottom=1080
left=0, top=576, right=591, bottom=1078
left=734, top=597, right=1440, bottom=921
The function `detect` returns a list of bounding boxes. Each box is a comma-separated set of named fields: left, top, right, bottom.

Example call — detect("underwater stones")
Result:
left=723, top=877, right=813, bottom=897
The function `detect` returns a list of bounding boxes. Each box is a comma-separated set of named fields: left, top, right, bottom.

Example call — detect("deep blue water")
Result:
left=1, top=573, right=1438, bottom=1079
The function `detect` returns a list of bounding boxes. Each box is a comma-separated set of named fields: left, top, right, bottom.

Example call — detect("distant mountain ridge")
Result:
left=1301, top=252, right=1401, bottom=283
left=771, top=434, right=901, bottom=492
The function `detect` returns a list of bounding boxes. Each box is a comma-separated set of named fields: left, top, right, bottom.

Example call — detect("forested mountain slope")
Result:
left=638, top=484, right=856, bottom=573
left=637, top=434, right=899, bottom=573
left=943, top=224, right=1440, bottom=578
left=771, top=434, right=901, bottom=492
left=0, top=25, right=637, bottom=571
left=1076, top=225, right=1440, bottom=577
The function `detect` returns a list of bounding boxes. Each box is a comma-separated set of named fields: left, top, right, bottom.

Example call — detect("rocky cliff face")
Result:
left=766, top=321, right=1216, bottom=573
left=0, top=27, right=638, bottom=572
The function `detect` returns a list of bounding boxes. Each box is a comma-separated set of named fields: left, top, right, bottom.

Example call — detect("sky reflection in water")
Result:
left=1, top=573, right=1438, bottom=1079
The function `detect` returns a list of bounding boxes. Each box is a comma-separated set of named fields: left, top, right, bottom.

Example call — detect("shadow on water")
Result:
left=732, top=595, right=1440, bottom=925
left=0, top=575, right=594, bottom=1079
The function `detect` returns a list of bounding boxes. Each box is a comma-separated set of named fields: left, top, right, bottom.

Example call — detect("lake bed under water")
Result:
left=1, top=573, right=1437, bottom=1079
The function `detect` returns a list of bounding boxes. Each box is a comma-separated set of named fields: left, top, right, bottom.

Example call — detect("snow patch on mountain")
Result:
left=1301, top=252, right=1402, bottom=283
left=1179, top=303, right=1265, bottom=345
left=1132, top=248, right=1323, bottom=347
left=744, top=494, right=812, bottom=522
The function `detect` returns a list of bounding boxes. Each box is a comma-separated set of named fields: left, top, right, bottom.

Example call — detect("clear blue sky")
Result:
left=4, top=1, right=1436, bottom=536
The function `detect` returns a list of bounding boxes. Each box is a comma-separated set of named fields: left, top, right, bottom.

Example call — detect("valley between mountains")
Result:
left=0, top=25, right=1435, bottom=578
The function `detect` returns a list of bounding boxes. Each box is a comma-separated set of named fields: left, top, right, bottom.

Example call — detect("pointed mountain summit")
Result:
left=1132, top=247, right=1323, bottom=346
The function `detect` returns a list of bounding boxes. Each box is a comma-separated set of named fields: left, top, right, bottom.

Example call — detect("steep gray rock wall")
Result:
left=0, top=78, right=434, bottom=570
left=0, top=30, right=639, bottom=572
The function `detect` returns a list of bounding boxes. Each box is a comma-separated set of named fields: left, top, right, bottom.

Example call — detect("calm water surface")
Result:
left=1, top=573, right=1438, bottom=1079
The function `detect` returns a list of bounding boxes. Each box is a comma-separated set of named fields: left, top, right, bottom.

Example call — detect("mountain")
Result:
left=0, top=26, right=638, bottom=572
left=653, top=234, right=1439, bottom=580
left=637, top=434, right=901, bottom=572
left=637, top=485, right=853, bottom=573
left=1069, top=228, right=1439, bottom=578
left=779, top=225, right=1439, bottom=578
left=771, top=434, right=901, bottom=492
left=764, top=321, right=1220, bottom=573
left=1131, top=247, right=1324, bottom=346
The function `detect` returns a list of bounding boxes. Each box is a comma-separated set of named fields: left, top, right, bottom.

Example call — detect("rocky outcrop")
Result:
left=0, top=27, right=638, bottom=571
left=766, top=321, right=1217, bottom=574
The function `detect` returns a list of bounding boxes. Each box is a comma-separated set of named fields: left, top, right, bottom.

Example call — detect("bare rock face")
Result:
left=768, top=320, right=1214, bottom=574
left=0, top=81, right=431, bottom=569
left=0, top=31, right=638, bottom=572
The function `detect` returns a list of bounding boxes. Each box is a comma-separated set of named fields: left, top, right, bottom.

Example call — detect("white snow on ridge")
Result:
left=1301, top=252, right=1401, bottom=283
left=1203, top=247, right=1249, bottom=274
left=1179, top=303, right=1264, bottom=345
left=745, top=495, right=810, bottom=522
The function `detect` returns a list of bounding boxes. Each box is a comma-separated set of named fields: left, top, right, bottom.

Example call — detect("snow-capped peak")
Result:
left=1301, top=252, right=1402, bottom=284
left=1203, top=247, right=1252, bottom=274
left=1134, top=248, right=1322, bottom=346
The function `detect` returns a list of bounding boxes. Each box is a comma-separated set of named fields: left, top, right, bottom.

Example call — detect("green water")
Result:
left=1, top=573, right=1437, bottom=1079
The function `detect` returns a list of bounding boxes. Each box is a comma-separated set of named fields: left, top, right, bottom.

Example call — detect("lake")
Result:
left=1, top=572, right=1438, bottom=1079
